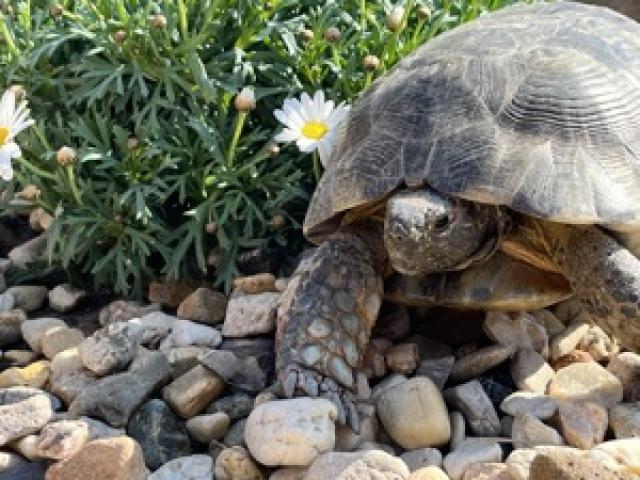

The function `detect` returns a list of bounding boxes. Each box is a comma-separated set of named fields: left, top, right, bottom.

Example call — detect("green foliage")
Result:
left=0, top=0, right=531, bottom=296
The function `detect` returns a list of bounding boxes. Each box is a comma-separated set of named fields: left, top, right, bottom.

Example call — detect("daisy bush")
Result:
left=0, top=0, right=531, bottom=296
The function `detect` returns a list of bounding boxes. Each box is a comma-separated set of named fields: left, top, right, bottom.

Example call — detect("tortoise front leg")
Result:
left=276, top=226, right=384, bottom=429
left=540, top=222, right=640, bottom=350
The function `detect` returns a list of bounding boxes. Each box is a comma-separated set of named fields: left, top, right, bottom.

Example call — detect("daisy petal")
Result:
left=274, top=128, right=301, bottom=143
left=296, top=137, right=318, bottom=153
left=0, top=146, right=15, bottom=181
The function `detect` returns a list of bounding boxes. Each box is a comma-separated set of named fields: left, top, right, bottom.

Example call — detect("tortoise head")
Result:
left=384, top=188, right=506, bottom=275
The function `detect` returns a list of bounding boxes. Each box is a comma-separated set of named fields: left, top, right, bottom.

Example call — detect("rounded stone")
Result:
left=214, top=446, right=264, bottom=480
left=408, top=466, right=449, bottom=480
left=245, top=398, right=337, bottom=467
left=558, top=400, right=607, bottom=449
left=610, top=402, right=640, bottom=438
left=500, top=392, right=558, bottom=420
left=548, top=362, right=623, bottom=408
left=376, top=376, right=450, bottom=449
left=304, top=450, right=410, bottom=480
left=186, top=412, right=231, bottom=443
left=148, top=454, right=213, bottom=480
left=443, top=438, right=502, bottom=480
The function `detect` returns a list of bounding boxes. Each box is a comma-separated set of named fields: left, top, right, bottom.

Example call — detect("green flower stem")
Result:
left=66, top=166, right=84, bottom=206
left=0, top=17, right=19, bottom=57
left=15, top=157, right=57, bottom=181
left=359, top=0, right=367, bottom=30
left=226, top=111, right=247, bottom=168
left=312, top=150, right=321, bottom=182
left=177, top=0, right=189, bottom=40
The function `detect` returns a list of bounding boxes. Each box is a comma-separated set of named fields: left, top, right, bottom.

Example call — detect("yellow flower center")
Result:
left=302, top=121, right=328, bottom=140
left=0, top=127, right=9, bottom=146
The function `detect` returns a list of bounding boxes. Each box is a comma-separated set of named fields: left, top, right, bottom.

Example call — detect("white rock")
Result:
left=269, top=467, right=307, bottom=480
left=506, top=446, right=585, bottom=480
left=6, top=285, right=48, bottom=312
left=41, top=326, right=84, bottom=360
left=149, top=455, right=213, bottom=480
left=21, top=318, right=67, bottom=353
left=548, top=362, right=623, bottom=408
left=443, top=438, right=502, bottom=480
left=158, top=319, right=222, bottom=351
left=129, top=311, right=177, bottom=344
left=484, top=311, right=548, bottom=356
left=592, top=439, right=640, bottom=472
left=215, top=446, right=264, bottom=480
left=0, top=293, right=14, bottom=313
left=400, top=448, right=443, bottom=471
left=48, top=284, right=86, bottom=313
left=510, top=348, right=555, bottom=394
left=610, top=402, right=640, bottom=438
left=223, top=290, right=279, bottom=337
left=549, top=322, right=590, bottom=361
left=0, top=390, right=53, bottom=446
left=79, top=322, right=143, bottom=375
left=500, top=392, right=558, bottom=420
left=245, top=398, right=336, bottom=467
left=304, top=450, right=410, bottom=480
left=512, top=413, right=563, bottom=449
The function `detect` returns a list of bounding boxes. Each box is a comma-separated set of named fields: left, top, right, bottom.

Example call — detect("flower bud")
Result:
left=299, top=28, right=314, bottom=42
left=417, top=5, right=432, bottom=20
left=151, top=14, right=167, bottom=29
left=324, top=27, right=341, bottom=43
left=205, top=222, right=217, bottom=235
left=113, top=30, right=127, bottom=44
left=386, top=6, right=405, bottom=32
left=234, top=87, right=256, bottom=112
left=270, top=214, right=286, bottom=229
left=49, top=4, right=63, bottom=17
left=266, top=142, right=280, bottom=157
left=363, top=55, right=380, bottom=71
left=18, top=184, right=41, bottom=201
left=127, top=137, right=140, bottom=150
left=56, top=146, right=77, bottom=167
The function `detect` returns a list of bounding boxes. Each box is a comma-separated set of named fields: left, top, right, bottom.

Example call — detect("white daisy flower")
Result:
left=0, top=88, right=34, bottom=181
left=274, top=91, right=350, bottom=168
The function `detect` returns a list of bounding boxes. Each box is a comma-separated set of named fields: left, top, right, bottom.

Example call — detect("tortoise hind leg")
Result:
left=276, top=226, right=384, bottom=429
left=541, top=222, right=640, bottom=350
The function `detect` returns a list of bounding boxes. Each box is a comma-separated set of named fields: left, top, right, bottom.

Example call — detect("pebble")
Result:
left=49, top=347, right=97, bottom=405
left=214, top=446, right=265, bottom=480
left=0, top=349, right=36, bottom=368
left=450, top=345, right=514, bottom=382
left=304, top=450, right=410, bottom=480
left=548, top=362, right=623, bottom=408
left=415, top=356, right=455, bottom=390
left=608, top=352, right=640, bottom=401
left=484, top=311, right=548, bottom=356
left=148, top=454, right=214, bottom=480
left=505, top=446, right=581, bottom=480
left=443, top=438, right=502, bottom=480
left=510, top=348, right=555, bottom=394
left=362, top=340, right=391, bottom=378
left=0, top=309, right=27, bottom=347
left=29, top=207, right=53, bottom=232
left=199, top=349, right=267, bottom=392
left=162, top=364, right=226, bottom=418
left=0, top=451, right=45, bottom=479
left=385, top=343, right=419, bottom=374
left=5, top=285, right=47, bottom=312
left=578, top=325, right=618, bottom=362
left=18, top=419, right=90, bottom=460
left=234, top=273, right=277, bottom=294
left=177, top=287, right=228, bottom=325
left=208, top=393, right=254, bottom=420
left=529, top=448, right=637, bottom=480
left=70, top=349, right=170, bottom=427
left=0, top=293, right=14, bottom=313
left=79, top=322, right=143, bottom=375
left=148, top=279, right=197, bottom=307
left=610, top=402, right=640, bottom=438
left=128, top=311, right=176, bottom=345
left=549, top=322, right=590, bottom=360
left=409, top=466, right=450, bottom=480
left=186, top=412, right=230, bottom=443
left=48, top=283, right=86, bottom=313
left=223, top=418, right=247, bottom=447
left=400, top=447, right=443, bottom=471
left=558, top=399, right=607, bottom=449
left=335, top=404, right=378, bottom=451
left=41, top=326, right=84, bottom=360
left=223, top=290, right=279, bottom=337
left=530, top=309, right=565, bottom=336
left=8, top=234, right=47, bottom=268
left=158, top=319, right=222, bottom=351
left=126, top=399, right=192, bottom=469
left=377, top=376, right=451, bottom=449
left=462, top=463, right=515, bottom=480
left=245, top=398, right=336, bottom=466
left=550, top=350, right=594, bottom=370
left=478, top=374, right=515, bottom=405
left=166, top=346, right=210, bottom=378
left=444, top=380, right=501, bottom=436
left=98, top=300, right=161, bottom=325
left=21, top=317, right=66, bottom=353
left=500, top=392, right=558, bottom=420
left=449, top=411, right=465, bottom=450
left=269, top=467, right=308, bottom=480
left=593, top=439, right=640, bottom=473
left=512, top=413, right=563, bottom=449
left=45, top=436, right=149, bottom=480
left=0, top=360, right=49, bottom=388
left=0, top=388, right=53, bottom=445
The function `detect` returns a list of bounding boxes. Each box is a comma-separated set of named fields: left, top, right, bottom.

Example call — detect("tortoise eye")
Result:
left=434, top=214, right=450, bottom=231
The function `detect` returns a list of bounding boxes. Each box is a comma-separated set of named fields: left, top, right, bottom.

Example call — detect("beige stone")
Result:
left=500, top=392, right=557, bottom=420
left=462, top=463, right=516, bottom=480
left=558, top=400, right=607, bottom=449
left=177, top=287, right=227, bottom=325
left=162, top=364, right=226, bottom=418
left=530, top=447, right=637, bottom=479
left=608, top=352, right=640, bottom=401
left=549, top=322, right=590, bottom=360
left=512, top=413, right=563, bottom=449
left=223, top=290, right=279, bottom=337
left=548, top=362, right=623, bottom=408
left=510, top=348, right=555, bottom=394
left=593, top=439, right=640, bottom=474
left=450, top=345, right=514, bottom=382
left=386, top=343, right=419, bottom=374
left=214, top=446, right=264, bottom=480
left=610, top=402, right=640, bottom=438
left=0, top=360, right=49, bottom=388
left=409, top=466, right=450, bottom=480
left=21, top=317, right=66, bottom=353
left=269, top=468, right=307, bottom=480
left=443, top=438, right=502, bottom=480
left=41, top=326, right=84, bottom=360
left=186, top=412, right=230, bottom=443
left=233, top=273, right=277, bottom=294
left=304, top=450, right=410, bottom=480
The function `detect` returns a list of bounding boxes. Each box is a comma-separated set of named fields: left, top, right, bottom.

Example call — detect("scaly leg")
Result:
left=276, top=225, right=384, bottom=430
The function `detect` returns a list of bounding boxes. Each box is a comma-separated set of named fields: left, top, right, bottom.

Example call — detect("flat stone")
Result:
left=214, top=446, right=265, bottom=480
left=6, top=286, right=48, bottom=312
left=148, top=280, right=197, bottom=307
left=548, top=362, right=623, bottom=408
left=385, top=343, right=419, bottom=375
left=415, top=356, right=454, bottom=390
left=98, top=300, right=161, bottom=326
left=0, top=388, right=53, bottom=446
left=408, top=466, right=449, bottom=480
left=158, top=319, right=222, bottom=351
left=48, top=284, right=86, bottom=313
left=0, top=451, right=45, bottom=480
left=484, top=311, right=548, bottom=356
left=7, top=235, right=47, bottom=268
left=126, top=399, right=191, bottom=469
left=69, top=349, right=170, bottom=427
left=593, top=439, right=640, bottom=473
left=444, top=380, right=500, bottom=436
left=549, top=322, right=590, bottom=361
left=49, top=348, right=98, bottom=405
left=0, top=360, right=49, bottom=388
left=529, top=448, right=637, bottom=480
left=162, top=364, right=226, bottom=418
left=512, top=413, right=563, bottom=449
left=550, top=350, right=594, bottom=370
left=608, top=352, right=640, bottom=401
left=245, top=398, right=336, bottom=467
left=45, top=436, right=149, bottom=480
left=0, top=309, right=27, bottom=347
left=148, top=454, right=213, bottom=480
left=610, top=402, right=640, bottom=438
left=41, top=326, right=84, bottom=360
left=199, top=349, right=266, bottom=393
left=451, top=345, right=514, bottom=382
left=443, top=438, right=502, bottom=480
left=304, top=450, right=410, bottom=480
left=500, top=392, right=558, bottom=420
left=400, top=448, right=443, bottom=471
left=223, top=290, right=279, bottom=337
left=186, top=412, right=230, bottom=443
left=177, top=287, right=227, bottom=325
left=79, top=322, right=143, bottom=375
left=207, top=393, right=254, bottom=420
left=0, top=293, right=14, bottom=313
left=510, top=348, right=555, bottom=394
left=21, top=317, right=66, bottom=353
left=558, top=400, right=607, bottom=449
left=449, top=411, right=465, bottom=450
left=234, top=273, right=277, bottom=294
left=462, top=463, right=516, bottom=480
left=377, top=376, right=450, bottom=449
left=0, top=349, right=37, bottom=368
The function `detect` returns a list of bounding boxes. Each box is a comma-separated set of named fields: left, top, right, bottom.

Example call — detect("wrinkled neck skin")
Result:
left=383, top=188, right=509, bottom=276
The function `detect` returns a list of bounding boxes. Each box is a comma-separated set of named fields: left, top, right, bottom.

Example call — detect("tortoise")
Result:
left=275, top=1, right=640, bottom=429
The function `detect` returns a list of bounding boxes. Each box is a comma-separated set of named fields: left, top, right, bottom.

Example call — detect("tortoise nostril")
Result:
left=434, top=213, right=450, bottom=231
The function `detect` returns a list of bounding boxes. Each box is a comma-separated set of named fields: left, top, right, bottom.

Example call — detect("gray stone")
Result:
left=148, top=455, right=213, bottom=480
left=449, top=411, right=465, bottom=451
left=450, top=345, right=514, bottom=382
left=223, top=290, right=279, bottom=337
left=79, top=322, right=143, bottom=376
left=127, top=399, right=191, bottom=470
left=484, top=311, right=549, bottom=357
left=500, top=392, right=558, bottom=420
left=6, top=286, right=48, bottom=312
left=607, top=352, right=640, bottom=401
left=224, top=418, right=247, bottom=447
left=158, top=319, right=222, bottom=351
left=512, top=413, right=563, bottom=449
left=21, top=317, right=67, bottom=353
left=199, top=349, right=267, bottom=393
left=0, top=451, right=45, bottom=480
left=558, top=400, right=607, bottom=449
left=0, top=388, right=53, bottom=446
left=98, top=300, right=161, bottom=326
left=8, top=234, right=46, bottom=268
left=610, top=402, right=640, bottom=438
left=0, top=259, right=10, bottom=274
left=49, top=347, right=98, bottom=405
left=335, top=404, right=378, bottom=452
left=0, top=293, right=14, bottom=313
left=444, top=380, right=501, bottom=436
left=207, top=393, right=254, bottom=420
left=415, top=356, right=455, bottom=390
left=166, top=346, right=211, bottom=378
left=443, top=438, right=502, bottom=480
left=304, top=450, right=409, bottom=480
left=0, top=309, right=27, bottom=347
left=41, top=326, right=84, bottom=360
left=511, top=348, right=555, bottom=394
left=400, top=448, right=443, bottom=471
left=186, top=412, right=231, bottom=443
left=48, top=284, right=86, bottom=313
